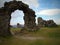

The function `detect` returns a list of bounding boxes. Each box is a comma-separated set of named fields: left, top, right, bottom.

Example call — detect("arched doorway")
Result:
left=10, top=10, right=24, bottom=26
left=0, top=0, right=36, bottom=36
left=10, top=10, right=24, bottom=34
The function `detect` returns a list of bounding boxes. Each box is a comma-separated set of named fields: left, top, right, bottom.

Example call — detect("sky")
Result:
left=0, top=0, right=60, bottom=25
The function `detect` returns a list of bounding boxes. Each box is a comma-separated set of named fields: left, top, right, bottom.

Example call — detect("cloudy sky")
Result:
left=0, top=0, right=60, bottom=25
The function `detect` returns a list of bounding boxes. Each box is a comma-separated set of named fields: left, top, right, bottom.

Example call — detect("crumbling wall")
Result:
left=38, top=17, right=57, bottom=27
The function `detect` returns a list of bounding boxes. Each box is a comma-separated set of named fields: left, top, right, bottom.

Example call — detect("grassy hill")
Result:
left=0, top=26, right=60, bottom=45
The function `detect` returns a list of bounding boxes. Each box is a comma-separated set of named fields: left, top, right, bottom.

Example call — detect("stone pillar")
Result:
left=23, top=8, right=36, bottom=31
left=0, top=8, right=11, bottom=36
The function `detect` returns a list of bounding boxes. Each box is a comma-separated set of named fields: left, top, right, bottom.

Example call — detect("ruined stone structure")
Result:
left=38, top=17, right=46, bottom=27
left=17, top=23, right=20, bottom=28
left=0, top=0, right=36, bottom=36
left=17, top=23, right=23, bottom=28
left=46, top=20, right=57, bottom=27
left=38, top=17, right=57, bottom=27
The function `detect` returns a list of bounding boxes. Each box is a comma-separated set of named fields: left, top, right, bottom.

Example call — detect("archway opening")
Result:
left=10, top=9, right=24, bottom=34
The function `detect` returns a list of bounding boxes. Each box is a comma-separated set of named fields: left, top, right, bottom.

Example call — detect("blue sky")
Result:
left=0, top=0, right=60, bottom=25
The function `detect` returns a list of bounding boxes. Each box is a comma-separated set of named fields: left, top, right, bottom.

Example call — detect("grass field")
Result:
left=0, top=26, right=60, bottom=45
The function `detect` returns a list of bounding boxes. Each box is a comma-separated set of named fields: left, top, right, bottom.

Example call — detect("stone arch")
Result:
left=0, top=0, right=36, bottom=36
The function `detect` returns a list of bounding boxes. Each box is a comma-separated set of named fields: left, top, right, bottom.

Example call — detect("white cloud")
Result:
left=36, top=9, right=60, bottom=16
left=11, top=10, right=24, bottom=18
left=54, top=19, right=60, bottom=25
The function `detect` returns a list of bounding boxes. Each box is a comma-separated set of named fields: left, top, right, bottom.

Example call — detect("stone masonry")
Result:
left=0, top=0, right=36, bottom=36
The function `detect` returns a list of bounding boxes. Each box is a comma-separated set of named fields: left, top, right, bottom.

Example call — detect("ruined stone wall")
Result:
left=38, top=17, right=57, bottom=27
left=46, top=20, right=57, bottom=27
left=38, top=17, right=45, bottom=27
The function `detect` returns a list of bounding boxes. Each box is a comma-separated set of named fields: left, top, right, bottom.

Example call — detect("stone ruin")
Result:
left=17, top=23, right=23, bottom=28
left=0, top=0, right=37, bottom=36
left=38, top=17, right=45, bottom=27
left=46, top=20, right=57, bottom=27
left=17, top=23, right=21, bottom=28
left=38, top=17, right=57, bottom=27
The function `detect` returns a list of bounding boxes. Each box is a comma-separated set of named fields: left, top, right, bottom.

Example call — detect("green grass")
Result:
left=10, top=28, right=21, bottom=31
left=0, top=36, right=31, bottom=45
left=10, top=28, right=22, bottom=34
left=0, top=26, right=60, bottom=45
left=29, top=39, right=60, bottom=45
left=11, top=27, right=60, bottom=38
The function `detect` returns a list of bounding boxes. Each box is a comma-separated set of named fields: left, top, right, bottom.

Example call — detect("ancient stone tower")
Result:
left=0, top=0, right=37, bottom=36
